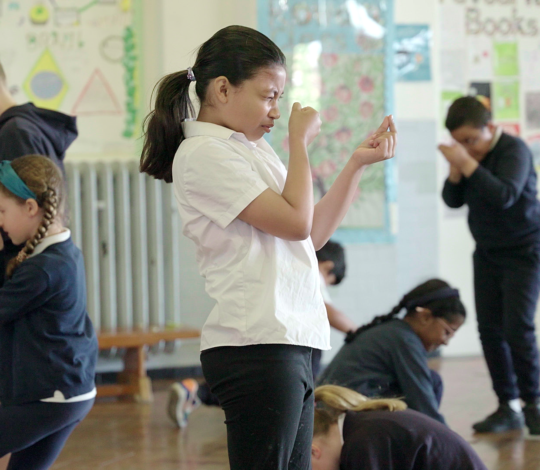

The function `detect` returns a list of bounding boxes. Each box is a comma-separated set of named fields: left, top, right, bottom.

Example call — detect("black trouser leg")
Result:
left=201, top=344, right=314, bottom=470
left=501, top=246, right=540, bottom=402
left=474, top=246, right=540, bottom=402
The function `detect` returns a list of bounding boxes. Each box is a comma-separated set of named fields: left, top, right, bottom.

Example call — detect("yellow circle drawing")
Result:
left=30, top=4, right=50, bottom=25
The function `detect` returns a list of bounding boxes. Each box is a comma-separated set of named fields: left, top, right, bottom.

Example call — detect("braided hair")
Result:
left=0, top=155, right=65, bottom=279
left=345, top=279, right=466, bottom=343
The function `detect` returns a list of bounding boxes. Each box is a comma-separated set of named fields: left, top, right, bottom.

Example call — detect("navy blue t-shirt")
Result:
left=0, top=236, right=97, bottom=406
left=318, top=319, right=444, bottom=423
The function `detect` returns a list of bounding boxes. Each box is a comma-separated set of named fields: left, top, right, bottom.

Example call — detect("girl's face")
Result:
left=413, top=309, right=464, bottom=352
left=224, top=65, right=286, bottom=142
left=0, top=192, right=41, bottom=245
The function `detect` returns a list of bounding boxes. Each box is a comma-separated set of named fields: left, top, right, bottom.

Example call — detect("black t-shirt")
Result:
left=340, top=410, right=487, bottom=470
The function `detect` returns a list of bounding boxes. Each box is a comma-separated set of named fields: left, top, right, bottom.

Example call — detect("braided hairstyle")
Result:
left=345, top=279, right=466, bottom=343
left=0, top=155, right=65, bottom=279
left=313, top=384, right=407, bottom=438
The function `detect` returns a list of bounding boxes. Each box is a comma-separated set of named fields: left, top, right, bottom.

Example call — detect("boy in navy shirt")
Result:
left=440, top=96, right=540, bottom=433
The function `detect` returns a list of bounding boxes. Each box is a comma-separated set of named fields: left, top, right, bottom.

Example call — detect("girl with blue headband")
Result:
left=318, top=279, right=466, bottom=425
left=0, top=155, right=97, bottom=470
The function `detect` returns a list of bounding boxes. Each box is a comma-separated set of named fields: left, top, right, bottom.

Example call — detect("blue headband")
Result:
left=0, top=161, right=37, bottom=200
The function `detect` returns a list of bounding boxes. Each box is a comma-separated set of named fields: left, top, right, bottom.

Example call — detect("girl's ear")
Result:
left=213, top=76, right=232, bottom=104
left=415, top=307, right=433, bottom=325
left=25, top=199, right=40, bottom=217
left=311, top=444, right=322, bottom=460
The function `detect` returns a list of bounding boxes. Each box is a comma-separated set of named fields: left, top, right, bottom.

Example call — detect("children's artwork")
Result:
left=526, top=92, right=540, bottom=130
left=498, top=123, right=520, bottom=137
left=493, top=81, right=520, bottom=121
left=394, top=24, right=431, bottom=82
left=493, top=42, right=519, bottom=77
left=441, top=90, right=463, bottom=127
left=258, top=0, right=395, bottom=243
left=0, top=1, right=142, bottom=155
left=526, top=135, right=540, bottom=171
left=467, top=36, right=492, bottom=81
left=469, top=82, right=491, bottom=111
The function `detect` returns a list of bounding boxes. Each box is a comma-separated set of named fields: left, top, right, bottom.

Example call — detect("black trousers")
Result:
left=0, top=399, right=94, bottom=470
left=474, top=244, right=540, bottom=403
left=201, top=344, right=314, bottom=470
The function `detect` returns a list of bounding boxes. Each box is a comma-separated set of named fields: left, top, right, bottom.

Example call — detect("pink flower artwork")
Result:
left=358, top=76, right=374, bottom=93
left=335, top=127, right=352, bottom=143
left=334, top=85, right=352, bottom=104
left=360, top=101, right=374, bottom=119
left=321, top=53, right=339, bottom=68
left=317, top=159, right=337, bottom=178
left=322, top=105, right=339, bottom=122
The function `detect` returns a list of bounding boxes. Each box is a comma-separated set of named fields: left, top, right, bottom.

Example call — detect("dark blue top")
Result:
left=0, top=102, right=78, bottom=286
left=340, top=410, right=487, bottom=470
left=0, top=237, right=97, bottom=406
left=318, top=319, right=445, bottom=423
left=0, top=102, right=77, bottom=172
left=442, top=132, right=540, bottom=249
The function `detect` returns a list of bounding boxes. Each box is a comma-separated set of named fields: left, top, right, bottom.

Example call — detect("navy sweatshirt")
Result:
left=318, top=319, right=445, bottom=424
left=442, top=132, right=540, bottom=249
left=0, top=103, right=78, bottom=286
left=0, top=236, right=97, bottom=406
left=0, top=102, right=77, bottom=173
left=340, top=410, right=487, bottom=470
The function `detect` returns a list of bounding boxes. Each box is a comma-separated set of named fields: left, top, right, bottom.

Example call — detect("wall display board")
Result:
left=439, top=0, right=540, bottom=168
left=259, top=0, right=396, bottom=243
left=0, top=0, right=142, bottom=155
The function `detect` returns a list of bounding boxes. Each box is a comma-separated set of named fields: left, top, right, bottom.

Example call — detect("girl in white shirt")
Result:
left=140, top=25, right=396, bottom=470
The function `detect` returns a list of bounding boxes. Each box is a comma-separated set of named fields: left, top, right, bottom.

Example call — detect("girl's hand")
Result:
left=351, top=115, right=397, bottom=166
left=288, top=102, right=322, bottom=147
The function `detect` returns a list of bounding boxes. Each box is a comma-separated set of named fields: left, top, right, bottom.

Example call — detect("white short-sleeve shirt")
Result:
left=172, top=121, right=330, bottom=351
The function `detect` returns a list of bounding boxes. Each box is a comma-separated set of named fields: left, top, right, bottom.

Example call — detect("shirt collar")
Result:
left=489, top=126, right=503, bottom=151
left=27, top=229, right=71, bottom=258
left=338, top=413, right=346, bottom=445
left=181, top=120, right=260, bottom=149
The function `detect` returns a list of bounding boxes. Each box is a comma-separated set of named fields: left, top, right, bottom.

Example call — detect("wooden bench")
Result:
left=97, top=327, right=200, bottom=403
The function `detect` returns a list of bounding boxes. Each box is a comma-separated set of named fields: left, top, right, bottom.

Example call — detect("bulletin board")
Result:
left=258, top=0, right=396, bottom=244
left=439, top=0, right=540, bottom=168
left=0, top=0, right=142, bottom=155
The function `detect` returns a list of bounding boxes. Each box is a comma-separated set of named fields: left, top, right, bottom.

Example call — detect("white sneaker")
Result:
left=167, top=379, right=201, bottom=428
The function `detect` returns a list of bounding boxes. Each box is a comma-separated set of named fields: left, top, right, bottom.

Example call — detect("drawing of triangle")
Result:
left=72, top=69, right=122, bottom=115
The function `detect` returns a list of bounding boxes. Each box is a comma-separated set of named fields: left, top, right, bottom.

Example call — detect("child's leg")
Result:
left=0, top=400, right=93, bottom=470
left=474, top=249, right=518, bottom=401
left=201, top=344, right=313, bottom=470
left=501, top=246, right=540, bottom=403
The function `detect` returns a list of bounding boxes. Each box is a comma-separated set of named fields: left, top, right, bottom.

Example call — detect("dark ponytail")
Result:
left=140, top=71, right=194, bottom=183
left=345, top=279, right=466, bottom=343
left=140, top=25, right=286, bottom=183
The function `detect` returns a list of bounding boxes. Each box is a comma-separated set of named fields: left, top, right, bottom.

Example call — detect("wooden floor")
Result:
left=3, top=356, right=540, bottom=469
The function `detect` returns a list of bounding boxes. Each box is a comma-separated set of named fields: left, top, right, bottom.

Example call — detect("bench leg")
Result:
left=117, top=346, right=153, bottom=403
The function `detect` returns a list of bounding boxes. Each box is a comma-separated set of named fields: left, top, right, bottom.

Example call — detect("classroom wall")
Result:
left=146, top=0, right=483, bottom=366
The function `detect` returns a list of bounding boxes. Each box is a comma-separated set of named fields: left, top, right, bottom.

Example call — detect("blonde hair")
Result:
left=0, top=155, right=66, bottom=279
left=313, top=385, right=407, bottom=437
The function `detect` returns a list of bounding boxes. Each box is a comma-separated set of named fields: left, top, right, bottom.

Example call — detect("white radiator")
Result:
left=65, top=160, right=183, bottom=333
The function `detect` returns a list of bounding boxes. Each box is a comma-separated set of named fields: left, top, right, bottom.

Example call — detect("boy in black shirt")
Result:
left=440, top=96, right=540, bottom=434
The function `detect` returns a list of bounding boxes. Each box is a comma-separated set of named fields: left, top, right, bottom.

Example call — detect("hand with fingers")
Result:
left=438, top=141, right=478, bottom=178
left=351, top=115, right=397, bottom=167
left=288, top=102, right=322, bottom=147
